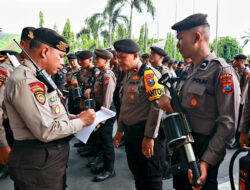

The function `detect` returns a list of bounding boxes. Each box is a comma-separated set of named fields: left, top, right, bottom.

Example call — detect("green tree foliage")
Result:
left=77, top=27, right=96, bottom=50
left=241, top=29, right=250, bottom=48
left=210, top=36, right=242, bottom=63
left=53, top=24, right=59, bottom=33
left=62, top=19, right=76, bottom=53
left=115, top=23, right=128, bottom=41
left=138, top=24, right=148, bottom=53
left=39, top=11, right=44, bottom=27
left=103, top=0, right=128, bottom=47
left=164, top=32, right=183, bottom=61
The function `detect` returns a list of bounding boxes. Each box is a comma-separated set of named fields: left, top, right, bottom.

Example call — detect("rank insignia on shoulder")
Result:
left=219, top=73, right=234, bottom=94
left=0, top=70, right=8, bottom=87
left=28, top=81, right=46, bottom=105
left=104, top=77, right=110, bottom=86
left=144, top=69, right=165, bottom=101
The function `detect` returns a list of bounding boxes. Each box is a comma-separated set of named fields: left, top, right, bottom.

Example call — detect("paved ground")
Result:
left=0, top=122, right=245, bottom=190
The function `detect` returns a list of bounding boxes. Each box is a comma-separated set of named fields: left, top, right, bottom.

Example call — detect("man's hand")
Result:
left=240, top=133, right=249, bottom=148
left=158, top=95, right=174, bottom=112
left=188, top=161, right=208, bottom=190
left=142, top=137, right=154, bottom=159
left=0, top=146, right=11, bottom=165
left=95, top=123, right=102, bottom=131
left=84, top=89, right=91, bottom=99
left=113, top=131, right=123, bottom=148
left=78, top=109, right=96, bottom=127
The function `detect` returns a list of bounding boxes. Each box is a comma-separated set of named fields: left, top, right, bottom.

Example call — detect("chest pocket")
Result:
left=47, top=92, right=67, bottom=117
left=187, top=83, right=206, bottom=96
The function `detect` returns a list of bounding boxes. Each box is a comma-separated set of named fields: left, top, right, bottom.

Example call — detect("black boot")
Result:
left=0, top=165, right=8, bottom=180
left=93, top=170, right=116, bottom=182
left=86, top=154, right=103, bottom=168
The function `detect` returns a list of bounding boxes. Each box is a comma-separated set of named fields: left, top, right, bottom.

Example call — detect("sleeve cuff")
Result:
left=70, top=118, right=83, bottom=133
left=0, top=138, right=9, bottom=148
left=201, top=150, right=224, bottom=166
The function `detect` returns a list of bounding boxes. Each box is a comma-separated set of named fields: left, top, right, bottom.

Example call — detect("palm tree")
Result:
left=85, top=14, right=105, bottom=48
left=125, top=0, right=155, bottom=39
left=0, top=28, right=2, bottom=32
left=103, top=0, right=128, bottom=47
left=241, top=29, right=250, bottom=48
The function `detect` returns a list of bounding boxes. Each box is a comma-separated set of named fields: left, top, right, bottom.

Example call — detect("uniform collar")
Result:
left=198, top=51, right=217, bottom=70
left=22, top=59, right=37, bottom=73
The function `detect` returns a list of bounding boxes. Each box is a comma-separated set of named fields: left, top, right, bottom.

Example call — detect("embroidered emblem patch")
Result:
left=0, top=70, right=8, bottom=87
left=132, top=75, right=140, bottom=81
left=28, top=82, right=46, bottom=105
left=94, top=87, right=98, bottom=93
left=129, top=93, right=135, bottom=101
left=56, top=41, right=68, bottom=52
left=54, top=105, right=61, bottom=114
left=104, top=77, right=110, bottom=86
left=219, top=73, right=234, bottom=95
left=50, top=96, right=59, bottom=103
left=144, top=70, right=165, bottom=101
left=28, top=31, right=34, bottom=39
left=129, top=86, right=136, bottom=92
left=190, top=97, right=198, bottom=107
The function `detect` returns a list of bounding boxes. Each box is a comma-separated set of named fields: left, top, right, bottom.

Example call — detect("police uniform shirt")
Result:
left=79, top=67, right=98, bottom=90
left=177, top=52, right=241, bottom=165
left=239, top=86, right=250, bottom=134
left=94, top=68, right=116, bottom=109
left=237, top=66, right=250, bottom=104
left=111, top=64, right=121, bottom=81
left=118, top=61, right=164, bottom=138
left=4, top=60, right=83, bottom=142
left=66, top=67, right=79, bottom=89
left=0, top=60, right=15, bottom=147
left=155, top=64, right=171, bottom=76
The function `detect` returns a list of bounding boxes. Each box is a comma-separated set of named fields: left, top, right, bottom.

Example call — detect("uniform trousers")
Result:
left=124, top=121, right=165, bottom=190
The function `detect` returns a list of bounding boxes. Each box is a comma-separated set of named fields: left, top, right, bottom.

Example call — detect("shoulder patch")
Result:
left=219, top=73, right=234, bottom=95
left=104, top=77, right=110, bottom=86
left=28, top=81, right=46, bottom=105
left=0, top=69, right=8, bottom=87
left=144, top=69, right=165, bottom=101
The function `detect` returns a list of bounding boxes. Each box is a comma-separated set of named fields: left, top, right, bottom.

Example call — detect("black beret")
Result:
left=150, top=46, right=167, bottom=56
left=114, top=39, right=140, bottom=53
left=172, top=13, right=209, bottom=33
left=33, top=27, right=69, bottom=53
left=21, top=27, right=36, bottom=40
left=76, top=50, right=93, bottom=60
left=162, top=56, right=171, bottom=63
left=141, top=53, right=150, bottom=59
left=0, top=50, right=19, bottom=61
left=234, top=54, right=247, bottom=60
left=109, top=50, right=117, bottom=57
left=95, top=49, right=113, bottom=59
left=67, top=53, right=77, bottom=60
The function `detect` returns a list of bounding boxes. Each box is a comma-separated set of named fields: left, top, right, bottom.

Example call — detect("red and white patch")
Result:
left=28, top=81, right=46, bottom=105
left=54, top=105, right=61, bottom=114
left=219, top=73, right=234, bottom=95
left=0, top=70, right=8, bottom=87
left=132, top=75, right=140, bottom=81
left=129, top=93, right=135, bottom=101
left=104, top=77, right=110, bottom=86
left=190, top=97, right=198, bottom=107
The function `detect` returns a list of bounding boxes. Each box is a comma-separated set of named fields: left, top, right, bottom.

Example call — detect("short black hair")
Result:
left=29, top=39, right=42, bottom=50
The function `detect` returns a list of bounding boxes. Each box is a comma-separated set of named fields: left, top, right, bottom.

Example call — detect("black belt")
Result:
left=14, top=136, right=71, bottom=148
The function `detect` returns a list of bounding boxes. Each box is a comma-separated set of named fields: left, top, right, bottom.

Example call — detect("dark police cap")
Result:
left=162, top=55, right=171, bottom=63
left=95, top=49, right=113, bottom=59
left=114, top=39, right=140, bottom=53
left=150, top=46, right=167, bottom=57
left=67, top=53, right=77, bottom=60
left=234, top=54, right=247, bottom=60
left=76, top=50, right=93, bottom=60
left=141, top=53, right=150, bottom=59
left=21, top=27, right=36, bottom=40
left=172, top=13, right=209, bottom=33
left=33, top=27, right=69, bottom=53
left=109, top=50, right=117, bottom=57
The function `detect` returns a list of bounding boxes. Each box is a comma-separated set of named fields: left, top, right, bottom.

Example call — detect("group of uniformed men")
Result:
left=0, top=12, right=249, bottom=190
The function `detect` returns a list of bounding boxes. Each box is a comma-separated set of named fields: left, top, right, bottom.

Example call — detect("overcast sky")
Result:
left=1, top=0, right=249, bottom=54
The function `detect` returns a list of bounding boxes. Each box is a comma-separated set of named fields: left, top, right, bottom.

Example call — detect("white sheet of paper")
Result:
left=74, top=107, right=116, bottom=143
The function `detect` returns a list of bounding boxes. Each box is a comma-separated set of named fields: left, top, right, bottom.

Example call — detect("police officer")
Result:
left=162, top=55, right=171, bottom=67
left=159, top=13, right=240, bottom=190
left=66, top=53, right=81, bottom=114
left=0, top=27, right=36, bottom=179
left=84, top=49, right=116, bottom=182
left=113, top=39, right=166, bottom=190
left=150, top=46, right=170, bottom=75
left=4, top=27, right=96, bottom=190
left=141, top=53, right=151, bottom=65
left=51, top=67, right=67, bottom=93
left=230, top=54, right=250, bottom=148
